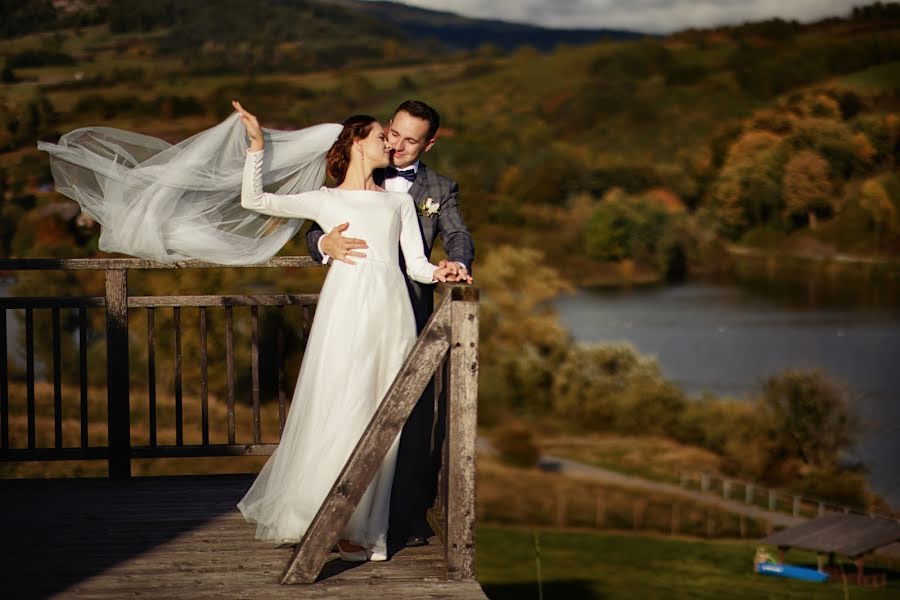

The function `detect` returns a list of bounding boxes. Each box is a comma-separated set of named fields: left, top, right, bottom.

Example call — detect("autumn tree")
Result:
left=707, top=129, right=784, bottom=237
left=476, top=245, right=572, bottom=416
left=859, top=178, right=898, bottom=252
left=782, top=150, right=834, bottom=229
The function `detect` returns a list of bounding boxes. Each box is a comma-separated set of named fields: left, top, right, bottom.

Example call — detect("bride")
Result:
left=38, top=101, right=456, bottom=563
left=231, top=101, right=453, bottom=562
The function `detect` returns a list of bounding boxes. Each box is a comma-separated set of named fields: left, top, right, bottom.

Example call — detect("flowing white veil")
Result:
left=37, top=113, right=342, bottom=264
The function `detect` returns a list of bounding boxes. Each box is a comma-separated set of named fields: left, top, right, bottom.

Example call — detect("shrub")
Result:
left=493, top=421, right=540, bottom=468
left=761, top=369, right=860, bottom=470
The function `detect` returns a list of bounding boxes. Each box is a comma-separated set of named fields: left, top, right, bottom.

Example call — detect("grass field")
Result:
left=538, top=433, right=723, bottom=484
left=476, top=526, right=900, bottom=599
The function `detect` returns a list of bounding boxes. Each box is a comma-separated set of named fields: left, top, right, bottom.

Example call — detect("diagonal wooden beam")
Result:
left=280, top=293, right=453, bottom=584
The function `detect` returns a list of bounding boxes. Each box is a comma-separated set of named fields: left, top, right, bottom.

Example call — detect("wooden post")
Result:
left=700, top=472, right=710, bottom=494
left=745, top=483, right=754, bottom=505
left=632, top=498, right=646, bottom=530
left=445, top=289, right=479, bottom=581
left=595, top=494, right=606, bottom=529
left=792, top=495, right=801, bottom=517
left=0, top=308, right=7, bottom=450
left=280, top=294, right=455, bottom=584
left=105, top=269, right=131, bottom=479
left=768, top=489, right=777, bottom=512
left=722, top=479, right=731, bottom=500
left=670, top=503, right=680, bottom=535
left=555, top=486, right=568, bottom=528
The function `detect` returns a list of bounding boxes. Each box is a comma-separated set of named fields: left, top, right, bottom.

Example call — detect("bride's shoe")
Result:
left=366, top=549, right=388, bottom=562
left=337, top=540, right=368, bottom=562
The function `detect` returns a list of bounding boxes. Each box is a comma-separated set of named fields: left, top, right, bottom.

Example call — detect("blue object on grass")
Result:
left=756, top=563, right=829, bottom=582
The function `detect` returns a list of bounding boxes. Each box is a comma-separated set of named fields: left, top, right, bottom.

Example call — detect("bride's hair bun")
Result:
left=326, top=115, right=377, bottom=185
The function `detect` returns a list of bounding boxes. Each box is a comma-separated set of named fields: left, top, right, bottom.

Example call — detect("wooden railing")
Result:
left=681, top=471, right=898, bottom=521
left=0, top=257, right=323, bottom=477
left=0, top=257, right=481, bottom=583
left=282, top=284, right=479, bottom=583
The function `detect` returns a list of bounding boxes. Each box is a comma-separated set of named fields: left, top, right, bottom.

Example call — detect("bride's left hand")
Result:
left=232, top=100, right=264, bottom=151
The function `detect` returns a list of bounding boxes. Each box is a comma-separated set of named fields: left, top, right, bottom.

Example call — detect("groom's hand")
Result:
left=322, top=222, right=368, bottom=265
left=438, top=260, right=473, bottom=284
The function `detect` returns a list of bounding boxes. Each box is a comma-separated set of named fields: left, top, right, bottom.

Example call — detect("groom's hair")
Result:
left=393, top=100, right=440, bottom=141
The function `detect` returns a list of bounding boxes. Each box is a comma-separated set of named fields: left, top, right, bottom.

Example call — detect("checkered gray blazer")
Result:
left=306, top=163, right=475, bottom=272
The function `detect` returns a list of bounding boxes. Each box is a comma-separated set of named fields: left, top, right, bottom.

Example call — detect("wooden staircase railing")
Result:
left=281, top=283, right=479, bottom=584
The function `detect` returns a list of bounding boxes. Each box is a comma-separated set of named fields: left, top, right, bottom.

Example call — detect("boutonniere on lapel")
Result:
left=417, top=197, right=441, bottom=217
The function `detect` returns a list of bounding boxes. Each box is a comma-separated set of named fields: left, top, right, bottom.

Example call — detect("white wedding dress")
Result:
left=235, top=149, right=439, bottom=560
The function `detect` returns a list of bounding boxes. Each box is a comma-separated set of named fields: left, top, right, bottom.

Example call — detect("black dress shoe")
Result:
left=405, top=535, right=429, bottom=547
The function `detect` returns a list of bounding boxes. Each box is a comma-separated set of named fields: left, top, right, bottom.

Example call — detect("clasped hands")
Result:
left=321, top=223, right=472, bottom=284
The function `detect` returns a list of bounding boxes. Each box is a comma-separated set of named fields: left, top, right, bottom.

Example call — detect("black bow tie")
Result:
left=384, top=167, right=416, bottom=182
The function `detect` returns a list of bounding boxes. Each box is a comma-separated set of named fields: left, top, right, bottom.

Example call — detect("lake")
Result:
left=554, top=281, right=900, bottom=508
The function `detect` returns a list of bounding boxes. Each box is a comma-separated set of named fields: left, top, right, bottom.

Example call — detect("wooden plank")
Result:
left=147, top=307, right=157, bottom=447
left=200, top=306, right=209, bottom=446
left=281, top=294, right=453, bottom=584
left=129, top=443, right=279, bottom=458
left=0, top=294, right=321, bottom=309
left=105, top=269, right=131, bottom=479
left=129, top=294, right=319, bottom=307
left=251, top=305, right=261, bottom=445
left=0, top=296, right=105, bottom=309
left=174, top=306, right=183, bottom=447
left=0, top=307, right=7, bottom=450
left=26, top=307, right=35, bottom=449
left=79, top=307, right=88, bottom=449
left=0, top=256, right=322, bottom=271
left=0, top=446, right=110, bottom=460
left=52, top=306, right=63, bottom=448
left=225, top=306, right=235, bottom=445
left=0, top=474, right=488, bottom=600
left=445, top=297, right=480, bottom=581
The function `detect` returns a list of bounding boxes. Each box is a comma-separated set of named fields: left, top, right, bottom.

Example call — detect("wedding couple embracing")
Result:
left=39, top=98, right=475, bottom=564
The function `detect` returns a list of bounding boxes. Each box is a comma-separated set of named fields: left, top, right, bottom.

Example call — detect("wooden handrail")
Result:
left=281, top=283, right=480, bottom=584
left=0, top=256, right=321, bottom=270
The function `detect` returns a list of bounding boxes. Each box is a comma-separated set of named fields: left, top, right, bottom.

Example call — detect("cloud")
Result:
left=379, top=0, right=861, bottom=33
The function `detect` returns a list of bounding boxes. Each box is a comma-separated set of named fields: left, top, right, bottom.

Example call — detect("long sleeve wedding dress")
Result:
left=235, top=149, right=438, bottom=560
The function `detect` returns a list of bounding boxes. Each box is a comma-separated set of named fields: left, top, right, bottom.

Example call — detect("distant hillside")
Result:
left=323, top=0, right=646, bottom=50
left=2, top=2, right=899, bottom=277
left=2, top=0, right=644, bottom=59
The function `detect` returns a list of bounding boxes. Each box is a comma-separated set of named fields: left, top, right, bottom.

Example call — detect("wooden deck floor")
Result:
left=1, top=474, right=488, bottom=600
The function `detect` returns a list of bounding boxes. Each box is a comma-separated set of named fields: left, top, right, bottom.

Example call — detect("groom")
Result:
left=306, top=99, right=475, bottom=549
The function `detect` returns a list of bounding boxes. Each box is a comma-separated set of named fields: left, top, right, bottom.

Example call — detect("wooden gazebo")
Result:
left=761, top=513, right=900, bottom=587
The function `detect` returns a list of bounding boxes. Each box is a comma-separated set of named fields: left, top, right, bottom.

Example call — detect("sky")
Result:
left=377, top=0, right=865, bottom=33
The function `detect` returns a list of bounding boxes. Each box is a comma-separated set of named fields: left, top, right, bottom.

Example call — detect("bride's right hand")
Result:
left=232, top=100, right=264, bottom=151
left=432, top=265, right=453, bottom=283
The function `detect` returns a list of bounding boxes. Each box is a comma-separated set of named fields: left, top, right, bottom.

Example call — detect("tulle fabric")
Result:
left=37, top=113, right=342, bottom=264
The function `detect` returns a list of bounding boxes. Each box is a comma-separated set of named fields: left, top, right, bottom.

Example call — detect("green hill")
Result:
left=1, top=2, right=899, bottom=281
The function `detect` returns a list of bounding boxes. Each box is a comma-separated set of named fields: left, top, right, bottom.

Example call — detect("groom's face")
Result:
left=388, top=111, right=436, bottom=169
